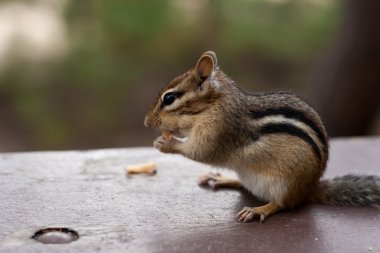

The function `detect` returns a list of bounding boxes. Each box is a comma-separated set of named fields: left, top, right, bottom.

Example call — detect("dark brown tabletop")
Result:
left=0, top=137, right=380, bottom=253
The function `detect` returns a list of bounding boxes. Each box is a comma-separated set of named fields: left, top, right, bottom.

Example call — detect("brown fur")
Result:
left=144, top=51, right=380, bottom=222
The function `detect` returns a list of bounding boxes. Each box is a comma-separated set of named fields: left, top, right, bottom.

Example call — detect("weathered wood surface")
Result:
left=1, top=137, right=380, bottom=253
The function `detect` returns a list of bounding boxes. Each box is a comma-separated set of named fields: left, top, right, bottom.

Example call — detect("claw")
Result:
left=236, top=207, right=247, bottom=218
left=238, top=211, right=247, bottom=222
left=237, top=207, right=254, bottom=223
left=260, top=214, right=265, bottom=224
left=243, top=212, right=254, bottom=223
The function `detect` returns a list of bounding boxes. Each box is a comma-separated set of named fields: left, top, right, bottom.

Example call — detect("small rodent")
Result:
left=144, top=51, right=380, bottom=223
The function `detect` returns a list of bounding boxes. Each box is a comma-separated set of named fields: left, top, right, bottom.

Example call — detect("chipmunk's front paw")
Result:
left=153, top=135, right=180, bottom=154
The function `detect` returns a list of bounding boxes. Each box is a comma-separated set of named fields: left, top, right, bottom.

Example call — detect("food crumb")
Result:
left=162, top=131, right=171, bottom=141
left=126, top=162, right=157, bottom=175
left=368, top=246, right=373, bottom=251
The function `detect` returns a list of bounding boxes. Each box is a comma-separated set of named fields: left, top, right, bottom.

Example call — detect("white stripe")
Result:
left=172, top=135, right=189, bottom=143
left=252, top=115, right=323, bottom=149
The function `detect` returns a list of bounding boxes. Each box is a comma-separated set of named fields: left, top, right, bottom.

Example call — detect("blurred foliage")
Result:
left=0, top=0, right=338, bottom=151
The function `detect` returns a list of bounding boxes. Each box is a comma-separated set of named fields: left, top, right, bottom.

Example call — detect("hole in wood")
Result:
left=32, top=227, right=79, bottom=244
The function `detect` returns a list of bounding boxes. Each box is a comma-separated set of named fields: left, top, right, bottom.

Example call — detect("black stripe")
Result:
left=259, top=123, right=322, bottom=160
left=251, top=107, right=327, bottom=146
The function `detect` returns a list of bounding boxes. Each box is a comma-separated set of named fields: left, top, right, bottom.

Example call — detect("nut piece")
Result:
left=162, top=131, right=171, bottom=141
left=126, top=162, right=157, bottom=175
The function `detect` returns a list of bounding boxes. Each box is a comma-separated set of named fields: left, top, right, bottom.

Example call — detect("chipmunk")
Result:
left=144, top=51, right=380, bottom=223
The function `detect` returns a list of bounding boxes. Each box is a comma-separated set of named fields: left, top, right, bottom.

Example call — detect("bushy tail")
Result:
left=313, top=174, right=380, bottom=208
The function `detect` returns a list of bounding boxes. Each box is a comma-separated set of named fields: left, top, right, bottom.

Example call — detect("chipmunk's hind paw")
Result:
left=198, top=172, right=242, bottom=189
left=236, top=202, right=280, bottom=223
left=237, top=207, right=266, bottom=223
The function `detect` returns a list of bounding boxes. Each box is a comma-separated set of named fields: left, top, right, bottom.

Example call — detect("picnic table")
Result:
left=1, top=137, right=380, bottom=253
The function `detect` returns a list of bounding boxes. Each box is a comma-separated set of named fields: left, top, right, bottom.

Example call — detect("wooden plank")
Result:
left=0, top=137, right=380, bottom=253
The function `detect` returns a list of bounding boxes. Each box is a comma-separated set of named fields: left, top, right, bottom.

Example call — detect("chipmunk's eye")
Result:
left=163, top=92, right=177, bottom=106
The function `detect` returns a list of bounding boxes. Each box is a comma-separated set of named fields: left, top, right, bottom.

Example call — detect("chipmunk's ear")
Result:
left=195, top=51, right=218, bottom=82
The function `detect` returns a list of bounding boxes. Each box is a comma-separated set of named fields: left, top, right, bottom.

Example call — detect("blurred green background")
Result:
left=0, top=0, right=378, bottom=152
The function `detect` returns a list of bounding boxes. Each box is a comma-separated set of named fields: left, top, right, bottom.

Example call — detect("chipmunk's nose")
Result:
left=144, top=116, right=151, bottom=128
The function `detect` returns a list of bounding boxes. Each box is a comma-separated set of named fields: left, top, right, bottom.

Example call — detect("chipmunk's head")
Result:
left=144, top=51, right=223, bottom=140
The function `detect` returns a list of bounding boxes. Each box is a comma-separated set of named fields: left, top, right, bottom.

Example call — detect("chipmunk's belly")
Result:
left=236, top=170, right=285, bottom=204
